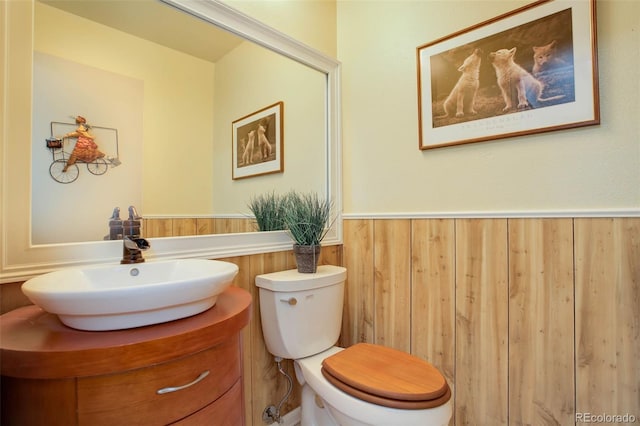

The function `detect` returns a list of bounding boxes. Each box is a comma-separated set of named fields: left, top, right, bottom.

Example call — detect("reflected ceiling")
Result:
left=41, top=0, right=242, bottom=62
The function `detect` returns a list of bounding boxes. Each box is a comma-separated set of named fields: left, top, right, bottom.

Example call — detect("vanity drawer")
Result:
left=77, top=337, right=241, bottom=426
left=172, top=379, right=244, bottom=425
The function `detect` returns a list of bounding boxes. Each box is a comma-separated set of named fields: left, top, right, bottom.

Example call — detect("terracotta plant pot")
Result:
left=293, top=244, right=321, bottom=273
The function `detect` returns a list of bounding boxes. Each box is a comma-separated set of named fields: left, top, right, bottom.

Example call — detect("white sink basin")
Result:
left=22, top=259, right=239, bottom=331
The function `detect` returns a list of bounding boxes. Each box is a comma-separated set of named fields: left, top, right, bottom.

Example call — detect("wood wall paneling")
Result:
left=340, top=217, right=638, bottom=426
left=410, top=219, right=455, bottom=384
left=575, top=218, right=640, bottom=420
left=1, top=282, right=31, bottom=313
left=341, top=219, right=375, bottom=346
left=373, top=219, right=412, bottom=352
left=508, top=218, right=575, bottom=425
left=3, top=217, right=639, bottom=425
left=455, top=219, right=509, bottom=425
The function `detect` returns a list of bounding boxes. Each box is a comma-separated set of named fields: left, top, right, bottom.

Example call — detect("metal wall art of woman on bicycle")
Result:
left=46, top=115, right=121, bottom=184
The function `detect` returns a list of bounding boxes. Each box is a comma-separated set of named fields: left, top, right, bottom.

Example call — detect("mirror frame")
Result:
left=0, top=0, right=342, bottom=283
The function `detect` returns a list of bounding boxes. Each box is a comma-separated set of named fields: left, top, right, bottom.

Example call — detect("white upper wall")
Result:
left=338, top=0, right=639, bottom=215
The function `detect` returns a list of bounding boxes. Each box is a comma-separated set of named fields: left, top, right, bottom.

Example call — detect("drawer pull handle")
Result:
left=156, top=370, right=210, bottom=395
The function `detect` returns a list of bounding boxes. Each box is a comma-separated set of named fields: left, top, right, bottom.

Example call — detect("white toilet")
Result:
left=256, top=265, right=452, bottom=426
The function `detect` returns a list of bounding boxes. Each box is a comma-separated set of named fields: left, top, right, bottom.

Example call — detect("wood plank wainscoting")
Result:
left=1, top=218, right=637, bottom=425
left=341, top=217, right=639, bottom=426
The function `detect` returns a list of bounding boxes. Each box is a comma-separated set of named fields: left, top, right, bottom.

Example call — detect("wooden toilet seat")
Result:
left=320, top=343, right=451, bottom=410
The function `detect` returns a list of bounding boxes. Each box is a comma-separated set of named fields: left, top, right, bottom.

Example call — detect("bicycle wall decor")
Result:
left=46, top=116, right=120, bottom=184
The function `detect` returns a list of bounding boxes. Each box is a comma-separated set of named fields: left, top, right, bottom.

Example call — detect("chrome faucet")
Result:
left=120, top=206, right=150, bottom=264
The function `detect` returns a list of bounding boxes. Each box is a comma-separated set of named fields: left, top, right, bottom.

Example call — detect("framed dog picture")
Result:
left=417, top=0, right=599, bottom=150
left=232, top=102, right=284, bottom=179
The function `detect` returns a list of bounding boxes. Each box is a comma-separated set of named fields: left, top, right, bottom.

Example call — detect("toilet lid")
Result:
left=321, top=343, right=451, bottom=409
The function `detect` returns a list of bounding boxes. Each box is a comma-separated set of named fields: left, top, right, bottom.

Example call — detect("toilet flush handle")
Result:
left=280, top=297, right=297, bottom=306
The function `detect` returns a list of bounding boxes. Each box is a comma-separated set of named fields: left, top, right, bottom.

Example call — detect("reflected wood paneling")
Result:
left=172, top=218, right=197, bottom=236
left=508, top=218, right=575, bottom=425
left=575, top=218, right=640, bottom=419
left=144, top=218, right=173, bottom=237
left=213, top=218, right=255, bottom=234
left=144, top=217, right=254, bottom=237
left=197, top=218, right=215, bottom=235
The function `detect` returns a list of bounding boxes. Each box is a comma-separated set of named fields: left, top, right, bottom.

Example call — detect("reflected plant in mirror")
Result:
left=247, top=192, right=288, bottom=232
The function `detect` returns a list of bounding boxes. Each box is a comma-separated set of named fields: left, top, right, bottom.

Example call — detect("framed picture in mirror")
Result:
left=232, top=102, right=284, bottom=179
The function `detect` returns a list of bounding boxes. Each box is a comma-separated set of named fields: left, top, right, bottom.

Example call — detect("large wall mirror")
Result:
left=1, top=0, right=342, bottom=282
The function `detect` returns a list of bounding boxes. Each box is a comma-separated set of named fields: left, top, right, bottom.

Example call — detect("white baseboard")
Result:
left=279, top=407, right=301, bottom=426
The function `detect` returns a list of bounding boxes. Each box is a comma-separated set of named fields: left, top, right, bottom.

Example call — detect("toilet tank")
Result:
left=256, top=265, right=346, bottom=359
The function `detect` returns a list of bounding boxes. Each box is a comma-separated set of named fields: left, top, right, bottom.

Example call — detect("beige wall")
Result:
left=338, top=0, right=639, bottom=214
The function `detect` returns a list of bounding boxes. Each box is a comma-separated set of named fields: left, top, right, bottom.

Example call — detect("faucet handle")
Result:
left=128, top=205, right=141, bottom=220
left=124, top=236, right=150, bottom=250
left=110, top=207, right=121, bottom=220
left=121, top=236, right=150, bottom=264
left=133, top=237, right=150, bottom=250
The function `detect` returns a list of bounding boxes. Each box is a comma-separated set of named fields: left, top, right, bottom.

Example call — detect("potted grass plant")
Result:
left=247, top=191, right=287, bottom=232
left=282, top=191, right=333, bottom=273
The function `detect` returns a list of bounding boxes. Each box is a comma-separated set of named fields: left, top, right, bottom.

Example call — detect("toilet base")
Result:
left=301, top=384, right=341, bottom=426
left=301, top=383, right=452, bottom=426
left=296, top=347, right=453, bottom=426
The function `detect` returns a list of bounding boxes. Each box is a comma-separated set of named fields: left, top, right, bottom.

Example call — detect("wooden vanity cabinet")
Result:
left=76, top=337, right=242, bottom=425
left=1, top=287, right=251, bottom=426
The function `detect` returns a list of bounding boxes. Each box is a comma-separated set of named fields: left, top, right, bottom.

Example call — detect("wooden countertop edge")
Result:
left=0, top=286, right=252, bottom=379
